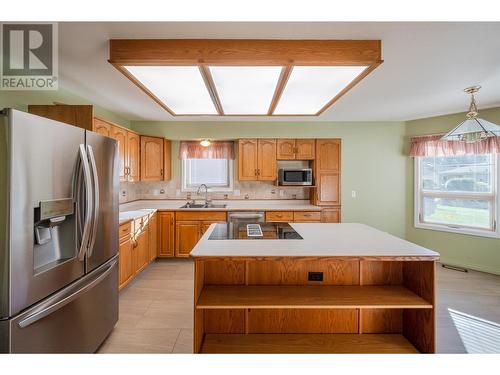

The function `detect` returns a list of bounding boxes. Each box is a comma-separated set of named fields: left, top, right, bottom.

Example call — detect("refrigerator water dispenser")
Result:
left=33, top=198, right=76, bottom=274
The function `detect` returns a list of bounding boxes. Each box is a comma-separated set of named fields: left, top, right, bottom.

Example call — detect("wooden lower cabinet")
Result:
left=265, top=210, right=322, bottom=223
left=175, top=221, right=201, bottom=258
left=135, top=224, right=149, bottom=274
left=321, top=207, right=341, bottom=223
left=149, top=213, right=158, bottom=262
left=118, top=237, right=133, bottom=289
left=174, top=212, right=227, bottom=258
left=118, top=213, right=158, bottom=289
left=159, top=212, right=175, bottom=257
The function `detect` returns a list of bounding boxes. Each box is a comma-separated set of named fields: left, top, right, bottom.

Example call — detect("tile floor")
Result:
left=97, top=259, right=500, bottom=354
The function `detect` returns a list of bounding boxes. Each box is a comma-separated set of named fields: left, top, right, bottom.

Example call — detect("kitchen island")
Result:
left=190, top=223, right=439, bottom=354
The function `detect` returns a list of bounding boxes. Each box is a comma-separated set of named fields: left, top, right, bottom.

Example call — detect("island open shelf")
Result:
left=193, top=257, right=437, bottom=354
left=197, top=285, right=432, bottom=309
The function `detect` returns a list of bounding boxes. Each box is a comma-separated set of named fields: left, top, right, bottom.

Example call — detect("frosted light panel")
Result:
left=274, top=66, right=368, bottom=115
left=209, top=66, right=283, bottom=114
left=124, top=66, right=217, bottom=115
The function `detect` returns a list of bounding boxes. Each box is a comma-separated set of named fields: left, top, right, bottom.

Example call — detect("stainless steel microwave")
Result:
left=278, top=168, right=313, bottom=186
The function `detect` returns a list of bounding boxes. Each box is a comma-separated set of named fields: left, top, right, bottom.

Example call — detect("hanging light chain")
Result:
left=465, top=85, right=480, bottom=119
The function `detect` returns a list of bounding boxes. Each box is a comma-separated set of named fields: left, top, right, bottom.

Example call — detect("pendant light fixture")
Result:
left=441, top=86, right=500, bottom=143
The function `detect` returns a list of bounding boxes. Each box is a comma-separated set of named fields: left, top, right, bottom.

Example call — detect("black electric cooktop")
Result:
left=208, top=222, right=303, bottom=240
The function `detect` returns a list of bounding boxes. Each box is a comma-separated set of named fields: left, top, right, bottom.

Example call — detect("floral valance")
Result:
left=409, top=135, right=500, bottom=157
left=178, top=141, right=234, bottom=160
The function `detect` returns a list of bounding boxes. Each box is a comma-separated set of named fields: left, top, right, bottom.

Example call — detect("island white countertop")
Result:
left=190, top=223, right=440, bottom=259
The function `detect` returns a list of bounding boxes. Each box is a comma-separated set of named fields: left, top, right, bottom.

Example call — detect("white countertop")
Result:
left=119, top=208, right=157, bottom=224
left=190, top=223, right=440, bottom=258
left=119, top=199, right=322, bottom=212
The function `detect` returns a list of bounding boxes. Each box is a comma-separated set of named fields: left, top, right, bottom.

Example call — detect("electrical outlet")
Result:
left=176, top=189, right=181, bottom=197
left=308, top=272, right=323, bottom=281
left=234, top=190, right=240, bottom=196
left=351, top=190, right=357, bottom=198
left=279, top=190, right=285, bottom=197
left=121, top=190, right=126, bottom=197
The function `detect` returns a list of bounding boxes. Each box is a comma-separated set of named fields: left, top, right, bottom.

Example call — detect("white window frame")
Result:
left=414, top=154, right=500, bottom=238
left=181, top=158, right=234, bottom=192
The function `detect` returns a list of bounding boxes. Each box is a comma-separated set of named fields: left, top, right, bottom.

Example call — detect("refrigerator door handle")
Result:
left=17, top=259, right=117, bottom=329
left=77, top=144, right=93, bottom=261
left=86, top=145, right=99, bottom=258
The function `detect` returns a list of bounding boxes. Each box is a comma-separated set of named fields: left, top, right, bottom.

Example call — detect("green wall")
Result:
left=405, top=107, right=500, bottom=275
left=2, top=86, right=498, bottom=274
left=0, top=88, right=131, bottom=128
left=132, top=120, right=408, bottom=238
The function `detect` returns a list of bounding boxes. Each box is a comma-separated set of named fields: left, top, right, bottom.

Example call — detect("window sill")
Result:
left=414, top=222, right=500, bottom=239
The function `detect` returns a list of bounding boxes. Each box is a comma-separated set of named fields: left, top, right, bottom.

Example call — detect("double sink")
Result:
left=180, top=202, right=227, bottom=209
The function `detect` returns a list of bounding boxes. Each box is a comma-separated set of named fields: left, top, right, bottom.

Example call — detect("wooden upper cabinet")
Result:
left=238, top=139, right=258, bottom=180
left=257, top=139, right=277, bottom=181
left=276, top=139, right=296, bottom=160
left=93, top=118, right=112, bottom=137
left=127, top=132, right=140, bottom=182
left=316, top=139, right=341, bottom=173
left=163, top=139, right=172, bottom=181
left=296, top=139, right=315, bottom=160
left=140, top=136, right=164, bottom=181
left=112, top=126, right=128, bottom=182
left=277, top=139, right=315, bottom=160
left=158, top=212, right=175, bottom=257
left=313, top=139, right=341, bottom=206
left=238, top=139, right=277, bottom=181
left=28, top=104, right=94, bottom=130
left=316, top=173, right=340, bottom=205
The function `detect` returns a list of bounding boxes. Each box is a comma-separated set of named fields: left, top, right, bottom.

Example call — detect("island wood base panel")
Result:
left=193, top=258, right=435, bottom=354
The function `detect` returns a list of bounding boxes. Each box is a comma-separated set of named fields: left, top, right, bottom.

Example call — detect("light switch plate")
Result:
left=351, top=190, right=357, bottom=198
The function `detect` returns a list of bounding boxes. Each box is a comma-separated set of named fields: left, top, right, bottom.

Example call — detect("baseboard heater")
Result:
left=441, top=264, right=468, bottom=273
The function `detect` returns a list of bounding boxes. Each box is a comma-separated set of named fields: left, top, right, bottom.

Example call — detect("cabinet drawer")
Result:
left=293, top=211, right=321, bottom=222
left=265, top=211, right=294, bottom=222
left=119, top=222, right=132, bottom=241
left=176, top=211, right=227, bottom=222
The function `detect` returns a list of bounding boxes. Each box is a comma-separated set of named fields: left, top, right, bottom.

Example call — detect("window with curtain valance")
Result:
left=411, top=135, right=500, bottom=238
left=179, top=141, right=235, bottom=192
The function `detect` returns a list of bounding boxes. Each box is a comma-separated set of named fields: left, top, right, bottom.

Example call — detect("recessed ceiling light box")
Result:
left=109, top=39, right=383, bottom=116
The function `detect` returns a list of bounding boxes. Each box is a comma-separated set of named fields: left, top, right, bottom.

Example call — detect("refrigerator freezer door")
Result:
left=85, top=131, right=118, bottom=272
left=1, top=255, right=118, bottom=353
left=2, top=109, right=86, bottom=318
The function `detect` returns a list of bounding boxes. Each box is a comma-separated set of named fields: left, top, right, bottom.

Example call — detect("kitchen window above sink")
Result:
left=182, top=158, right=234, bottom=192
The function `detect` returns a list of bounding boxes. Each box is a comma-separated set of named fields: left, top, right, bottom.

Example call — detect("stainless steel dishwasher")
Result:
left=227, top=212, right=265, bottom=239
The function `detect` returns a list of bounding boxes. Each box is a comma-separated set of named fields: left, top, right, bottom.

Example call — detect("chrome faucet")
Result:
left=197, top=184, right=210, bottom=206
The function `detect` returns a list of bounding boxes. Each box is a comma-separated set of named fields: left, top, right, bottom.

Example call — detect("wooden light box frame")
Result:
left=109, top=39, right=383, bottom=117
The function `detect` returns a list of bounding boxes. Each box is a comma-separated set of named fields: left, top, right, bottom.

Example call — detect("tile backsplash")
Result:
left=119, top=178, right=309, bottom=204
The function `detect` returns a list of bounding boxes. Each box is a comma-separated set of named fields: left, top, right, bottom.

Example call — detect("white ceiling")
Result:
left=58, top=22, right=500, bottom=122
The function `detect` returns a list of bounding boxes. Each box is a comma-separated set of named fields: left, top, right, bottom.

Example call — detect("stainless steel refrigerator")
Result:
left=0, top=109, right=119, bottom=353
